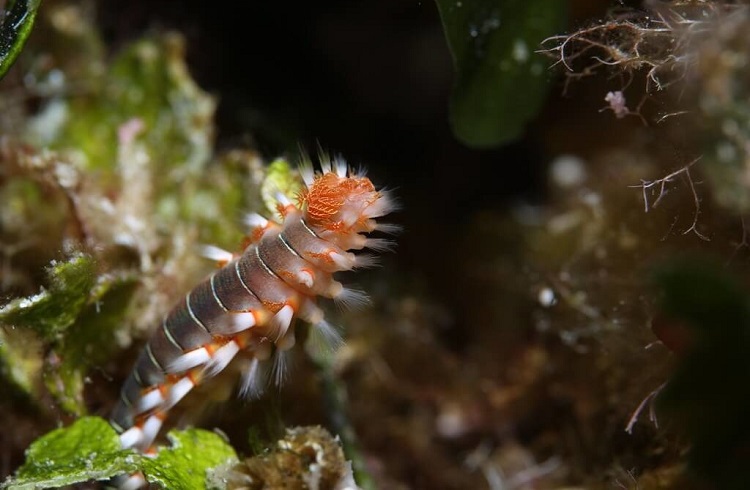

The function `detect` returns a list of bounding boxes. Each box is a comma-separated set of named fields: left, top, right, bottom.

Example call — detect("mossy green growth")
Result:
left=261, top=157, right=304, bottom=216
left=1, top=13, right=262, bottom=416
left=186, top=150, right=263, bottom=250
left=3, top=416, right=139, bottom=490
left=41, top=32, right=216, bottom=178
left=4, top=417, right=238, bottom=490
left=141, top=428, right=238, bottom=490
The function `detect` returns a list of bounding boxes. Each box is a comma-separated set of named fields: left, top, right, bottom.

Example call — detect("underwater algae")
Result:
left=4, top=0, right=750, bottom=489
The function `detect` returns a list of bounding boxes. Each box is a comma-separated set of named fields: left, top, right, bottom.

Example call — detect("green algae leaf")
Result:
left=435, top=0, right=566, bottom=148
left=0, top=255, right=95, bottom=406
left=45, top=272, right=139, bottom=416
left=654, top=260, right=750, bottom=489
left=0, top=253, right=96, bottom=340
left=52, top=274, right=138, bottom=416
left=5, top=416, right=140, bottom=489
left=64, top=272, right=139, bottom=364
left=142, top=428, right=238, bottom=490
left=0, top=0, right=41, bottom=80
left=0, top=256, right=138, bottom=415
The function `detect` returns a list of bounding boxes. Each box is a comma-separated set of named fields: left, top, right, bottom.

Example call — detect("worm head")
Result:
left=300, top=171, right=391, bottom=234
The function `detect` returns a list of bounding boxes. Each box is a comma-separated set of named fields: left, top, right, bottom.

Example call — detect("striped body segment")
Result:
left=110, top=159, right=395, bottom=459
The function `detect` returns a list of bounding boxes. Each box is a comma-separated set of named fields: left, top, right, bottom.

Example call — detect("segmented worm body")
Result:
left=110, top=159, right=395, bottom=463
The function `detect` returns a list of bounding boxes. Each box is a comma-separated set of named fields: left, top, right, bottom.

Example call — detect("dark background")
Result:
left=95, top=1, right=557, bottom=303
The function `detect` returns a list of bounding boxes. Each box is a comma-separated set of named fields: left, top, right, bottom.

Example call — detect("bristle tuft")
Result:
left=334, top=287, right=371, bottom=311
left=164, top=376, right=195, bottom=409
left=238, top=358, right=265, bottom=399
left=243, top=213, right=269, bottom=228
left=353, top=253, right=380, bottom=269
left=299, top=160, right=315, bottom=187
left=307, top=319, right=344, bottom=359
left=169, top=347, right=210, bottom=373
left=271, top=349, right=291, bottom=387
left=355, top=163, right=368, bottom=177
left=203, top=340, right=240, bottom=377
left=319, top=154, right=333, bottom=174
left=136, top=388, right=165, bottom=413
left=119, top=426, right=144, bottom=450
left=266, top=305, right=294, bottom=341
left=333, top=156, right=348, bottom=177
left=200, top=245, right=234, bottom=263
left=365, top=190, right=399, bottom=218
left=140, top=414, right=164, bottom=450
left=374, top=222, right=402, bottom=235
left=363, top=238, right=396, bottom=253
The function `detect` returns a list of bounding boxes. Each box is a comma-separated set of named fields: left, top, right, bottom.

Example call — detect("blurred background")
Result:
left=5, top=0, right=750, bottom=488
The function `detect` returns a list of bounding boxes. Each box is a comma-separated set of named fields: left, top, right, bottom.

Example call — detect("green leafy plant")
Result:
left=435, top=0, right=566, bottom=148
left=3, top=416, right=238, bottom=489
left=0, top=0, right=41, bottom=80
left=0, top=254, right=137, bottom=414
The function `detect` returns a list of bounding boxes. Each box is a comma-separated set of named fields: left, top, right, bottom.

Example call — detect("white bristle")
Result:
left=243, top=213, right=269, bottom=228
left=119, top=426, right=144, bottom=449
left=354, top=163, right=368, bottom=177
left=267, top=304, right=294, bottom=341
left=200, top=244, right=234, bottom=263
left=374, top=222, right=402, bottom=235
left=334, top=287, right=371, bottom=311
left=353, top=253, right=380, bottom=269
left=329, top=251, right=355, bottom=270
left=168, top=347, right=211, bottom=373
left=363, top=237, right=395, bottom=253
left=239, top=358, right=264, bottom=399
left=334, top=157, right=348, bottom=177
left=140, top=414, right=164, bottom=449
left=320, top=157, right=333, bottom=174
left=118, top=473, right=147, bottom=490
left=204, top=340, right=241, bottom=377
left=275, top=192, right=292, bottom=207
left=306, top=319, right=344, bottom=359
left=165, top=376, right=195, bottom=409
left=136, top=388, right=165, bottom=413
left=220, top=311, right=257, bottom=334
left=364, top=192, right=398, bottom=218
left=299, top=163, right=315, bottom=187
left=271, top=349, right=290, bottom=386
